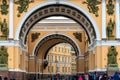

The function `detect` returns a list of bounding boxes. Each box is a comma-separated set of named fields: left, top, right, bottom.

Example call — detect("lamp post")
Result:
left=55, top=59, right=60, bottom=80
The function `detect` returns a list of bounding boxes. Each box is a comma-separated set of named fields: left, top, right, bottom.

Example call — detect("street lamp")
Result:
left=55, top=59, right=59, bottom=74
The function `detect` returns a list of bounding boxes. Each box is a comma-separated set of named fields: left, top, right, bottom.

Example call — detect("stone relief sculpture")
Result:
left=106, top=19, right=115, bottom=40
left=107, top=46, right=118, bottom=65
left=0, top=46, right=8, bottom=64
left=106, top=0, right=114, bottom=15
left=73, top=32, right=82, bottom=42
left=83, top=0, right=101, bottom=17
left=0, top=0, right=9, bottom=15
left=1, top=19, right=8, bottom=37
left=31, top=33, right=40, bottom=42
left=15, top=0, right=34, bottom=17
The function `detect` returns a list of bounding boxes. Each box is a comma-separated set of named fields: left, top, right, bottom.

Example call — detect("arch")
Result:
left=15, top=1, right=100, bottom=45
left=33, top=33, right=82, bottom=59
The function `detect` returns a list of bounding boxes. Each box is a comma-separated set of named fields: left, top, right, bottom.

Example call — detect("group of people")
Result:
left=0, top=76, right=15, bottom=80
left=78, top=72, right=120, bottom=80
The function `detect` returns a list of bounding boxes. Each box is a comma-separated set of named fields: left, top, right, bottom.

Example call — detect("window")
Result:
left=47, top=55, right=49, bottom=60
left=55, top=55, right=57, bottom=61
left=66, top=67, right=67, bottom=72
left=51, top=55, right=53, bottom=61
left=62, top=56, right=64, bottom=62
left=62, top=67, right=64, bottom=72
left=58, top=47, right=60, bottom=52
left=62, top=48, right=64, bottom=52
left=68, top=67, right=70, bottom=72
left=59, top=56, right=60, bottom=61
left=51, top=66, right=54, bottom=72
left=48, top=66, right=50, bottom=72
left=68, top=57, right=70, bottom=62
left=55, top=47, right=57, bottom=52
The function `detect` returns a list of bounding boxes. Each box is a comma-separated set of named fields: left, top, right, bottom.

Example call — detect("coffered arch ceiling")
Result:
left=19, top=4, right=97, bottom=45
left=34, top=34, right=80, bottom=59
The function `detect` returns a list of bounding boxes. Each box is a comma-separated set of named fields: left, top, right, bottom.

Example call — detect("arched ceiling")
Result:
left=34, top=34, right=80, bottom=59
left=19, top=4, right=96, bottom=45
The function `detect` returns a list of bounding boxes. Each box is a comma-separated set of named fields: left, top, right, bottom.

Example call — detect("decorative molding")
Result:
left=14, top=0, right=34, bottom=17
left=106, top=0, right=114, bottom=15
left=18, top=3, right=97, bottom=45
left=34, top=34, right=80, bottom=57
left=83, top=0, right=101, bottom=17
left=9, top=69, right=26, bottom=72
left=89, top=68, right=107, bottom=72
left=32, top=33, right=81, bottom=57
left=15, top=1, right=100, bottom=42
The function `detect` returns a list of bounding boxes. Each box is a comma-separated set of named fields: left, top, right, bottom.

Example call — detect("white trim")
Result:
left=77, top=72, right=84, bottom=74
left=32, top=33, right=82, bottom=56
left=9, top=68, right=26, bottom=72
left=0, top=40, right=19, bottom=46
left=9, top=0, right=14, bottom=39
left=96, top=40, right=120, bottom=46
left=89, top=68, right=107, bottom=72
left=15, top=0, right=100, bottom=41
left=102, top=0, right=106, bottom=39
left=116, top=0, right=120, bottom=39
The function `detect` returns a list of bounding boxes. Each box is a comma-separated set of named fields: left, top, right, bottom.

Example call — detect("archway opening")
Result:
left=18, top=4, right=98, bottom=46
left=42, top=43, right=77, bottom=79
left=27, top=16, right=90, bottom=80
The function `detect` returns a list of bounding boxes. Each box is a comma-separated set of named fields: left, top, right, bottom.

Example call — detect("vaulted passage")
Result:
left=34, top=34, right=80, bottom=59
left=19, top=4, right=97, bottom=45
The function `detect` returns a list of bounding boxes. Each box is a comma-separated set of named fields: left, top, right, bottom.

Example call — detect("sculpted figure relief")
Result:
left=0, top=46, right=8, bottom=64
left=106, top=19, right=115, bottom=40
left=0, top=0, right=9, bottom=15
left=107, top=46, right=118, bottom=64
left=1, top=19, right=8, bottom=36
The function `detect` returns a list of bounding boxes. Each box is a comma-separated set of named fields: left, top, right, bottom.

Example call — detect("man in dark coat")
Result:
left=113, top=72, right=119, bottom=80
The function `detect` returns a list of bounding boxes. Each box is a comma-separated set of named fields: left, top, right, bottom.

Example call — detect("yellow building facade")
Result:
left=44, top=43, right=77, bottom=75
left=0, top=0, right=119, bottom=79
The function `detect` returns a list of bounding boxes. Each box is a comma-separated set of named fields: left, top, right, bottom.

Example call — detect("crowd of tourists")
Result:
left=49, top=71, right=120, bottom=80
left=77, top=72, right=120, bottom=80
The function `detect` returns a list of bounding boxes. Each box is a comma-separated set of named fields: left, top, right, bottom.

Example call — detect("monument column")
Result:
left=116, top=0, right=120, bottom=39
left=102, top=0, right=107, bottom=39
left=9, top=0, right=14, bottom=39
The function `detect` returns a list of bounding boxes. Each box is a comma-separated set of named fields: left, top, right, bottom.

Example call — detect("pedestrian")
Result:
left=0, top=76, right=2, bottom=80
left=109, top=76, right=114, bottom=80
left=4, top=77, right=8, bottom=80
left=113, top=72, right=119, bottom=80
left=101, top=74, right=108, bottom=80
left=78, top=75, right=83, bottom=80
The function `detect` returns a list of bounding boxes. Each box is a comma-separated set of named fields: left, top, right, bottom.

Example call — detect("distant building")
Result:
left=44, top=43, right=77, bottom=75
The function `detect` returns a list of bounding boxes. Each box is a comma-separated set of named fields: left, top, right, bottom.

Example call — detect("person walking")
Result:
left=78, top=75, right=83, bottom=80
left=113, top=72, right=119, bottom=80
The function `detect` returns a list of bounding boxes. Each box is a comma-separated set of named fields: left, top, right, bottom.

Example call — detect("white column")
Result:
left=102, top=0, right=106, bottom=39
left=9, top=0, right=14, bottom=39
left=116, top=0, right=120, bottom=39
